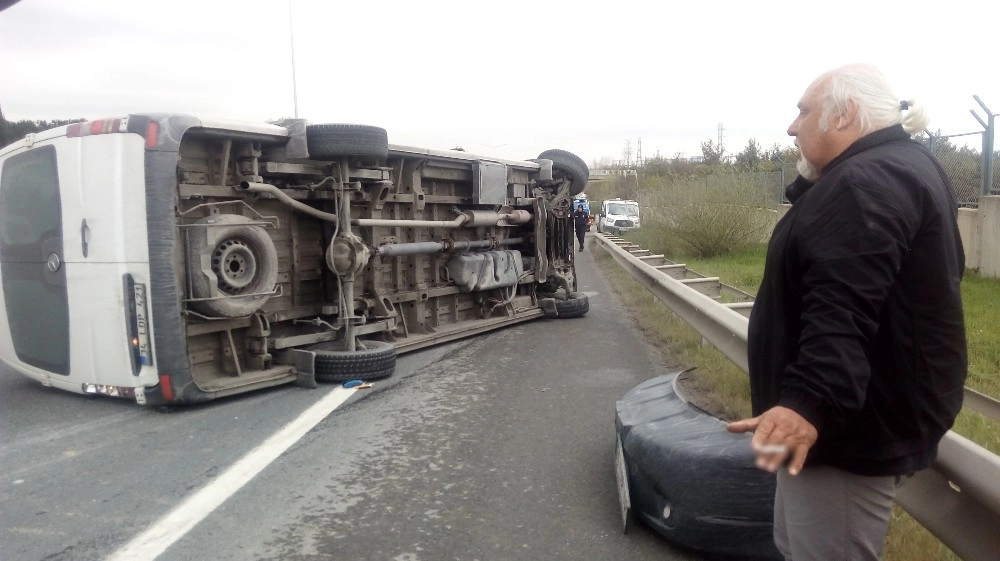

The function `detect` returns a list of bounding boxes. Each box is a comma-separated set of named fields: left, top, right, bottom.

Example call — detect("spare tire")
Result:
left=538, top=149, right=589, bottom=197
left=307, top=339, right=396, bottom=383
left=554, top=291, right=589, bottom=318
left=187, top=214, right=279, bottom=318
left=306, top=124, right=389, bottom=160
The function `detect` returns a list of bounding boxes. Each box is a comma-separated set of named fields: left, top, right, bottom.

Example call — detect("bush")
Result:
left=640, top=172, right=777, bottom=258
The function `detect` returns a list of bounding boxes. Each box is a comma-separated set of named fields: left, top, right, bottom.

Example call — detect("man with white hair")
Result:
left=727, top=64, right=968, bottom=560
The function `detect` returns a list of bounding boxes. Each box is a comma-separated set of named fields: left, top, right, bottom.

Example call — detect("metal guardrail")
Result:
left=964, top=387, right=1000, bottom=423
left=595, top=233, right=1000, bottom=561
left=618, top=239, right=1000, bottom=424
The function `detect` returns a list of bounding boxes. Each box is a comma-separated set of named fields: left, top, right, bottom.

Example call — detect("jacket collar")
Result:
left=784, top=125, right=911, bottom=204
left=785, top=175, right=814, bottom=203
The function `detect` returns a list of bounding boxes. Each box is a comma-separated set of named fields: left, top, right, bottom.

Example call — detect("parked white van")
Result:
left=597, top=198, right=640, bottom=234
left=0, top=114, right=589, bottom=405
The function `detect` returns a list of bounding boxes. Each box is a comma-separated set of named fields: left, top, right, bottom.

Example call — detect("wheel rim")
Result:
left=211, top=239, right=258, bottom=293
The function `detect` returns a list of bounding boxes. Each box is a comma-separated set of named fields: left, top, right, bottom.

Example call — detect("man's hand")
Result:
left=726, top=406, right=818, bottom=475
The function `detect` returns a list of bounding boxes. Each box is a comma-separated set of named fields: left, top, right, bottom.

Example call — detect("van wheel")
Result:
left=306, top=124, right=389, bottom=160
left=554, top=292, right=589, bottom=319
left=187, top=215, right=279, bottom=318
left=538, top=149, right=589, bottom=197
left=308, top=340, right=396, bottom=383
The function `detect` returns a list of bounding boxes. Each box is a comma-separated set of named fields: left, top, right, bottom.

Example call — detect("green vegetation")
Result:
left=594, top=249, right=753, bottom=420
left=640, top=175, right=777, bottom=257
left=961, top=271, right=1000, bottom=399
left=951, top=271, right=1000, bottom=457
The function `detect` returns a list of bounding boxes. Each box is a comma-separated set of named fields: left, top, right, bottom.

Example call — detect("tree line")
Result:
left=595, top=137, right=798, bottom=177
left=598, top=133, right=993, bottom=204
left=0, top=105, right=83, bottom=149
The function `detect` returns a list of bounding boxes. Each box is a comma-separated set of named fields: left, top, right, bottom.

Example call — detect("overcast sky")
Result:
left=2, top=0, right=998, bottom=166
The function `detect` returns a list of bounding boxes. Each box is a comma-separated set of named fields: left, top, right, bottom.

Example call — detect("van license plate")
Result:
left=133, top=283, right=152, bottom=366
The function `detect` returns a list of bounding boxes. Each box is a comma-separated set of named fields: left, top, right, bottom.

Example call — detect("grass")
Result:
left=595, top=232, right=1000, bottom=561
left=961, top=271, right=1000, bottom=400
left=636, top=176, right=777, bottom=258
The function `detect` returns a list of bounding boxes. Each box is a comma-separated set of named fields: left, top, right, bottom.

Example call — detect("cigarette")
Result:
left=758, top=444, right=788, bottom=454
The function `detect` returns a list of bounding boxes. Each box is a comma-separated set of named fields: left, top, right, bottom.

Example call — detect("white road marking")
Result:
left=107, top=387, right=355, bottom=561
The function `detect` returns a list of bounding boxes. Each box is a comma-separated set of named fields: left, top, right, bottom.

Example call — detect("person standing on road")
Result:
left=726, top=63, right=968, bottom=561
left=573, top=204, right=590, bottom=251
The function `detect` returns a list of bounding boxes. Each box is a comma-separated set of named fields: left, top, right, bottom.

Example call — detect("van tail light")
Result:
left=145, top=121, right=159, bottom=149
left=123, top=274, right=154, bottom=375
left=66, top=118, right=125, bottom=138
left=159, top=374, right=175, bottom=402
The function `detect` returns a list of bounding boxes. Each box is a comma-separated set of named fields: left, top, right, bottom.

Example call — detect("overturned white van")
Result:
left=0, top=115, right=589, bottom=405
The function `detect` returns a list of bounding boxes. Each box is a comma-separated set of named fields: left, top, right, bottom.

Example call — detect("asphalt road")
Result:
left=0, top=234, right=705, bottom=561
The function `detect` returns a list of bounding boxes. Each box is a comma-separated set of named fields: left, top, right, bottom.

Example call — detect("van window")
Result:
left=607, top=202, right=639, bottom=217
left=0, top=145, right=70, bottom=375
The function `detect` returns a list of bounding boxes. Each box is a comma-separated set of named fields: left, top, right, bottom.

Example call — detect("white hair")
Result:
left=817, top=64, right=930, bottom=135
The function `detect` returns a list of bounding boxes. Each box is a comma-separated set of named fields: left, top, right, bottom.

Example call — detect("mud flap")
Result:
left=290, top=349, right=319, bottom=389
left=539, top=297, right=558, bottom=319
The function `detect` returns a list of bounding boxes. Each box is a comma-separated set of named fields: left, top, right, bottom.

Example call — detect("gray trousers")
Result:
left=773, top=465, right=899, bottom=561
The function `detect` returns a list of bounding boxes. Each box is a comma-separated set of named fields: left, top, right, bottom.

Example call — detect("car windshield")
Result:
left=608, top=203, right=638, bottom=217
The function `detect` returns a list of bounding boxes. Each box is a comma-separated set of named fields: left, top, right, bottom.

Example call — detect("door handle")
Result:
left=81, top=219, right=91, bottom=258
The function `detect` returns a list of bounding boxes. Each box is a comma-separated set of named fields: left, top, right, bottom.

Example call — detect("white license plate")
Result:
left=614, top=434, right=634, bottom=533
left=133, top=283, right=152, bottom=366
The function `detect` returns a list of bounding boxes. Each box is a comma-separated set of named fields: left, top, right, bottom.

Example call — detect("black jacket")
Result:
left=573, top=209, right=590, bottom=231
left=748, top=125, right=967, bottom=476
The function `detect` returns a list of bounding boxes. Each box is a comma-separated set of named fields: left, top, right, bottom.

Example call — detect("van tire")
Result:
left=538, top=149, right=589, bottom=197
left=554, top=292, right=589, bottom=318
left=309, top=340, right=396, bottom=383
left=306, top=124, right=389, bottom=160
left=187, top=215, right=279, bottom=318
left=616, top=372, right=782, bottom=559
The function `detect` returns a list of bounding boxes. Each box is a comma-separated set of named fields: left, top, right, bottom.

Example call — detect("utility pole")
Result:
left=718, top=123, right=725, bottom=156
left=637, top=138, right=643, bottom=168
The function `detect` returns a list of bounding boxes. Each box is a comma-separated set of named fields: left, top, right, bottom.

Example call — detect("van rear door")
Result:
left=57, top=131, right=155, bottom=391
left=0, top=145, right=71, bottom=375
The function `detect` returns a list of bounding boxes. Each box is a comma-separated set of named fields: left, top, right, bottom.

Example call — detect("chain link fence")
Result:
left=923, top=131, right=999, bottom=207
left=776, top=145, right=994, bottom=209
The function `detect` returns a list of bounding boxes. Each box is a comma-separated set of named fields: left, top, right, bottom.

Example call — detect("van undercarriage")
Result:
left=161, top=121, right=588, bottom=402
